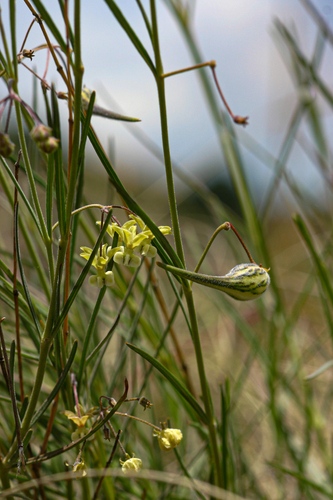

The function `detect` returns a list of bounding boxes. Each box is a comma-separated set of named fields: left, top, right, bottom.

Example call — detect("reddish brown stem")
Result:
left=229, top=223, right=255, bottom=263
left=92, top=430, right=121, bottom=500
left=210, top=65, right=249, bottom=126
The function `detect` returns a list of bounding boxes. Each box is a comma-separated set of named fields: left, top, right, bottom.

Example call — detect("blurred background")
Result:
left=2, top=0, right=333, bottom=220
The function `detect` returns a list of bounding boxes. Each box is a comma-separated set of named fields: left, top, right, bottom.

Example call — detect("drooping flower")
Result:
left=80, top=244, right=117, bottom=288
left=129, top=215, right=172, bottom=257
left=67, top=459, right=88, bottom=479
left=153, top=428, right=183, bottom=451
left=62, top=404, right=98, bottom=441
left=120, top=454, right=142, bottom=475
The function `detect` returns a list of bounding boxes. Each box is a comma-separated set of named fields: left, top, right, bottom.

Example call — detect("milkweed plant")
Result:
left=2, top=1, right=331, bottom=499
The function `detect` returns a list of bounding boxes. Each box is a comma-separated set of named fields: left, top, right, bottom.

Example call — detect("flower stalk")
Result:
left=150, top=0, right=222, bottom=487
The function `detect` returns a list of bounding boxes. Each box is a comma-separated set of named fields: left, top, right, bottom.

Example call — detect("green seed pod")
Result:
left=157, top=262, right=270, bottom=301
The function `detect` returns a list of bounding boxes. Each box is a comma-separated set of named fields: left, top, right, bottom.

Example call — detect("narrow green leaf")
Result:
left=0, top=157, right=42, bottom=237
left=304, top=360, right=333, bottom=381
left=51, top=86, right=66, bottom=237
left=269, top=462, right=333, bottom=498
left=126, top=342, right=208, bottom=424
left=14, top=205, right=42, bottom=338
left=294, top=213, right=333, bottom=305
left=31, top=0, right=68, bottom=53
left=104, top=0, right=157, bottom=77
left=31, top=340, right=78, bottom=427
left=86, top=121, right=183, bottom=269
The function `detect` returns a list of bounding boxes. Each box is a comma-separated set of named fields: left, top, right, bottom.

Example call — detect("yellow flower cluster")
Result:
left=81, top=216, right=171, bottom=288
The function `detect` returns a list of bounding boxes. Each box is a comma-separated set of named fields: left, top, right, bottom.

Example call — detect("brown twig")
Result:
left=210, top=64, right=249, bottom=126
left=229, top=223, right=255, bottom=263
left=92, top=430, right=121, bottom=500
left=19, top=18, right=37, bottom=54
left=23, top=0, right=71, bottom=89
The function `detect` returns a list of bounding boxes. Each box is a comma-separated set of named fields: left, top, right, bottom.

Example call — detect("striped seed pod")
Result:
left=157, top=262, right=270, bottom=301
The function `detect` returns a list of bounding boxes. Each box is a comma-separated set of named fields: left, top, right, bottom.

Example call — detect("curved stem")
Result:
left=195, top=222, right=231, bottom=274
left=150, top=0, right=222, bottom=487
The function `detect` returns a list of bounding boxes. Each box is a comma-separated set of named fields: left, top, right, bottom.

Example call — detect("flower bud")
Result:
left=120, top=455, right=142, bottom=475
left=30, top=124, right=52, bottom=143
left=153, top=428, right=183, bottom=451
left=39, top=137, right=59, bottom=154
left=157, top=262, right=270, bottom=301
left=0, top=133, right=15, bottom=157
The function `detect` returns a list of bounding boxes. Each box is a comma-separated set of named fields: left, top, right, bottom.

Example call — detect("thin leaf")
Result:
left=269, top=462, right=333, bottom=498
left=14, top=205, right=42, bottom=337
left=0, top=157, right=42, bottom=237
left=51, top=86, right=66, bottom=237
left=126, top=342, right=208, bottom=424
left=31, top=340, right=78, bottom=426
left=304, top=360, right=333, bottom=381
left=294, top=213, right=333, bottom=305
left=86, top=120, right=183, bottom=269
left=50, top=209, right=114, bottom=340
left=104, top=0, right=157, bottom=77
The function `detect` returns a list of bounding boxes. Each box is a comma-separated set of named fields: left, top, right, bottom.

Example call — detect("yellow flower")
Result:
left=80, top=244, right=115, bottom=287
left=120, top=454, right=142, bottom=476
left=98, top=216, right=172, bottom=261
left=129, top=215, right=172, bottom=257
left=72, top=459, right=87, bottom=479
left=153, top=428, right=183, bottom=451
left=62, top=405, right=98, bottom=441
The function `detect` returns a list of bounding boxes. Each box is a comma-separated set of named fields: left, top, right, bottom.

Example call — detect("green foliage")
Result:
left=0, top=1, right=333, bottom=499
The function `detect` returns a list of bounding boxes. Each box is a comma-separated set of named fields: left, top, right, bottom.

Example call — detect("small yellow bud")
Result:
left=153, top=428, right=183, bottom=451
left=120, top=454, right=142, bottom=475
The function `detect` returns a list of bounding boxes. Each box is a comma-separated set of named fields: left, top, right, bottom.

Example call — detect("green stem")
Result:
left=150, top=0, right=222, bottom=487
left=5, top=1, right=53, bottom=273
left=3, top=338, right=51, bottom=464
left=194, top=222, right=231, bottom=274
left=0, top=464, right=13, bottom=500
left=184, top=289, right=222, bottom=487
left=0, top=165, right=50, bottom=299
left=65, top=0, right=83, bottom=232
left=151, top=0, right=185, bottom=267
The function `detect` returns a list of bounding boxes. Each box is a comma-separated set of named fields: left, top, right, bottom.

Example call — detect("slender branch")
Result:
left=162, top=60, right=215, bottom=78
left=13, top=151, right=24, bottom=402
left=210, top=64, right=248, bottom=126
left=92, top=430, right=121, bottom=500
left=23, top=0, right=71, bottom=88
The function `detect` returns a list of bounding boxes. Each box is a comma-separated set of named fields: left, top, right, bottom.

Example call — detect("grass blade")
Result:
left=126, top=342, right=208, bottom=424
left=31, top=340, right=77, bottom=426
